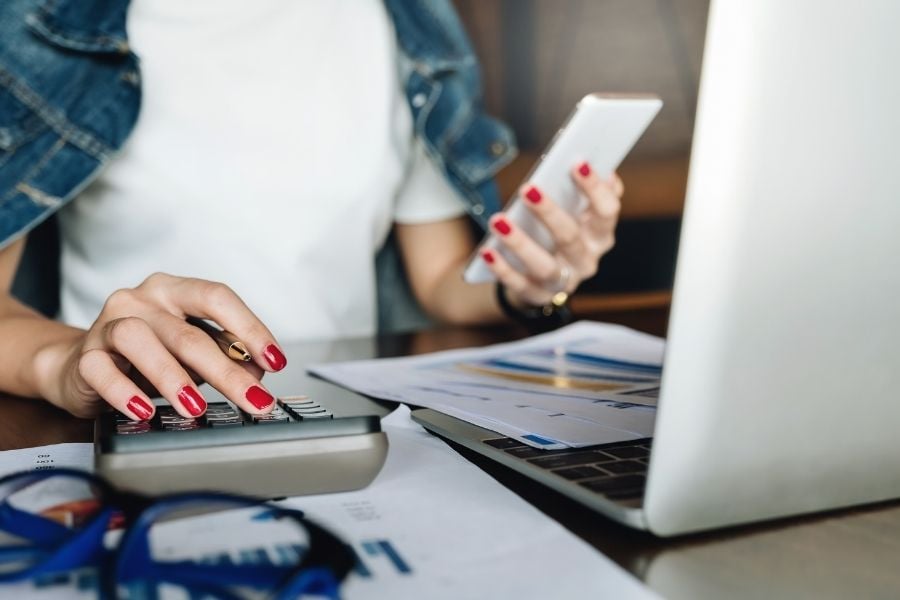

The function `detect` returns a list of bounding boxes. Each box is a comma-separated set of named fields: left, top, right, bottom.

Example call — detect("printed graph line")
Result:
left=456, top=363, right=627, bottom=392
left=362, top=540, right=412, bottom=575
left=479, top=358, right=658, bottom=383
left=445, top=381, right=657, bottom=410
left=564, top=351, right=662, bottom=374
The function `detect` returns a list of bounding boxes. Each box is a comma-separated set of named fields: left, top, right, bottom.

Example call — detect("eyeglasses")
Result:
left=0, top=468, right=355, bottom=599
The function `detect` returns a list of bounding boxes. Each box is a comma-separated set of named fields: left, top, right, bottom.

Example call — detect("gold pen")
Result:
left=186, top=316, right=252, bottom=362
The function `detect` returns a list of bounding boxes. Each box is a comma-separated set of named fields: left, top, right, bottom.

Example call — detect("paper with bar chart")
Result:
left=310, top=321, right=665, bottom=449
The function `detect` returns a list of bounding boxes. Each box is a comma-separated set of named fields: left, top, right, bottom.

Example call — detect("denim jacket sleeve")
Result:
left=0, top=0, right=140, bottom=250
left=384, top=0, right=517, bottom=230
left=377, top=0, right=518, bottom=332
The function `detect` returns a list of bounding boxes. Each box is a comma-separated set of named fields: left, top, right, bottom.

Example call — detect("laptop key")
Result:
left=483, top=438, right=524, bottom=450
left=604, top=446, right=649, bottom=459
left=553, top=465, right=608, bottom=481
left=602, top=460, right=645, bottom=475
left=604, top=487, right=646, bottom=500
left=580, top=475, right=646, bottom=494
left=504, top=446, right=544, bottom=459
left=528, top=451, right=615, bottom=470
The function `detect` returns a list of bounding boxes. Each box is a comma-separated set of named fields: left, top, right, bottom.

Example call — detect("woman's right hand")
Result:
left=36, top=272, right=287, bottom=421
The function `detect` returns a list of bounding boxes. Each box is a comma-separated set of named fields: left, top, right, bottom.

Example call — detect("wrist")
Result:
left=495, top=283, right=573, bottom=334
left=31, top=334, right=82, bottom=405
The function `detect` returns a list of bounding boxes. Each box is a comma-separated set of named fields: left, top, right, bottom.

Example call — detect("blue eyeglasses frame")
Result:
left=0, top=468, right=355, bottom=599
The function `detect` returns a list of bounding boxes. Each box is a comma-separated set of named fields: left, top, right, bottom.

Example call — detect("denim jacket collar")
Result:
left=382, top=0, right=474, bottom=77
left=25, top=0, right=131, bottom=55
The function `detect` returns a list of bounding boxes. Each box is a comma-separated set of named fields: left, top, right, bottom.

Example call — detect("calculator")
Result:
left=94, top=395, right=388, bottom=498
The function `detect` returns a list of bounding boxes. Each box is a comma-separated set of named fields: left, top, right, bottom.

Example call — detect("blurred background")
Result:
left=456, top=0, right=710, bottom=322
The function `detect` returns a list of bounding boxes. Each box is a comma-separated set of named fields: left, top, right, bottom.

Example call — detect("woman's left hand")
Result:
left=481, top=161, right=624, bottom=308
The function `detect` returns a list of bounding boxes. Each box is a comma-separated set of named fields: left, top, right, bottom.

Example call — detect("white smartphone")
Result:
left=463, top=93, right=663, bottom=284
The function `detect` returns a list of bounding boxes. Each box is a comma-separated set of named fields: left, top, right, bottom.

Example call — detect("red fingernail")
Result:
left=578, top=162, right=592, bottom=177
left=246, top=385, right=274, bottom=410
left=126, top=396, right=153, bottom=421
left=178, top=386, right=206, bottom=416
left=525, top=186, right=542, bottom=204
left=264, top=344, right=287, bottom=371
left=481, top=249, right=495, bottom=264
left=493, top=218, right=512, bottom=236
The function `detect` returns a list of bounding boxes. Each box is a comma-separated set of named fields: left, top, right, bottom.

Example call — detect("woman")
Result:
left=0, top=0, right=622, bottom=422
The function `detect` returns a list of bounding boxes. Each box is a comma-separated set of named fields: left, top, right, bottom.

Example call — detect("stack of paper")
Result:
left=311, top=321, right=665, bottom=449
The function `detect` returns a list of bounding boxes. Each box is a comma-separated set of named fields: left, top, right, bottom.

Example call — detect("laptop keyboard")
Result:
left=482, top=437, right=650, bottom=501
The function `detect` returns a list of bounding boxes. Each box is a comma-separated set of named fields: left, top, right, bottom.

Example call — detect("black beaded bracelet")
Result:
left=495, top=283, right=573, bottom=334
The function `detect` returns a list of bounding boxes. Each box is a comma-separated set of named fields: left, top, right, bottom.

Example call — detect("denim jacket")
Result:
left=0, top=0, right=517, bottom=331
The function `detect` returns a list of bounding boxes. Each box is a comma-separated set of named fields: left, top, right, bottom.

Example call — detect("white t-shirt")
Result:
left=58, top=0, right=465, bottom=341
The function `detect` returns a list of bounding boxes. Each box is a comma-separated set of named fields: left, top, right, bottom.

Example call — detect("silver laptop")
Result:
left=413, top=0, right=900, bottom=536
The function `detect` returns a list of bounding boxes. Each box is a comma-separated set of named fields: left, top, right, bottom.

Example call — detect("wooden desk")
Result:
left=2, top=311, right=899, bottom=599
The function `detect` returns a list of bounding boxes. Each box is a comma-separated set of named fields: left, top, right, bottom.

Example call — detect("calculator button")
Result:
left=206, top=413, right=241, bottom=420
left=206, top=408, right=238, bottom=415
left=159, top=413, right=194, bottom=421
left=252, top=409, right=289, bottom=422
left=162, top=422, right=197, bottom=429
left=161, top=414, right=195, bottom=422
left=280, top=395, right=311, bottom=403
left=208, top=419, right=243, bottom=427
left=256, top=410, right=287, bottom=418
left=284, top=404, right=315, bottom=410
left=116, top=423, right=151, bottom=434
left=299, top=411, right=333, bottom=420
left=163, top=421, right=200, bottom=428
left=207, top=414, right=239, bottom=421
left=290, top=410, right=324, bottom=417
left=116, top=428, right=150, bottom=435
left=254, top=417, right=289, bottom=424
left=163, top=422, right=200, bottom=431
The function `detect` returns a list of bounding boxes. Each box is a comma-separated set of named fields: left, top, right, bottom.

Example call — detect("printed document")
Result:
left=311, top=321, right=665, bottom=449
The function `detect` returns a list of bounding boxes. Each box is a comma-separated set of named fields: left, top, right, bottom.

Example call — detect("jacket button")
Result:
left=121, top=71, right=141, bottom=86
left=472, top=204, right=485, bottom=216
left=489, top=141, right=507, bottom=156
left=411, top=93, right=427, bottom=108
